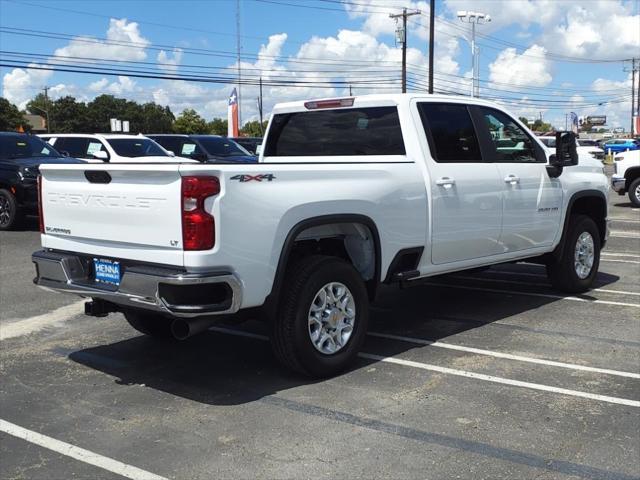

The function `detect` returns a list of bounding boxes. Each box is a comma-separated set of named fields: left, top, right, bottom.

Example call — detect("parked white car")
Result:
left=33, top=94, right=609, bottom=377
left=39, top=134, right=192, bottom=163
left=611, top=149, right=640, bottom=207
left=539, top=136, right=604, bottom=162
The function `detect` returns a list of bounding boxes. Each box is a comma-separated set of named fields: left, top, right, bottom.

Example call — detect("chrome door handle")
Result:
left=504, top=174, right=520, bottom=185
left=436, top=177, right=456, bottom=188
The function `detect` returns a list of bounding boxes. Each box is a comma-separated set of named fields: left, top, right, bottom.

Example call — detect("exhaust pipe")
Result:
left=170, top=317, right=219, bottom=340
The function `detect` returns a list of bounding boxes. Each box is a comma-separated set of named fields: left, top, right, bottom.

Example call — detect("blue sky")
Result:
left=1, top=0, right=638, bottom=130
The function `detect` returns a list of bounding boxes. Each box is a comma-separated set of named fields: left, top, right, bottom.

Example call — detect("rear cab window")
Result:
left=417, top=103, right=482, bottom=163
left=264, top=107, right=405, bottom=157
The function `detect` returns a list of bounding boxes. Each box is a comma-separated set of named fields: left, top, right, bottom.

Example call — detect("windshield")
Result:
left=196, top=137, right=251, bottom=157
left=0, top=135, right=61, bottom=159
left=107, top=138, right=168, bottom=157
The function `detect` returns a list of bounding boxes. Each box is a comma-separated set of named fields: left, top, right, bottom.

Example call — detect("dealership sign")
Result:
left=586, top=115, right=607, bottom=125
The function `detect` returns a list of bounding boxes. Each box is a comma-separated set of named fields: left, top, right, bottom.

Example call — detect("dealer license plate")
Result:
left=93, top=258, right=121, bottom=286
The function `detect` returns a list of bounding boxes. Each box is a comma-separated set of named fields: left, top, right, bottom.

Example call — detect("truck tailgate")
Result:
left=40, top=164, right=184, bottom=264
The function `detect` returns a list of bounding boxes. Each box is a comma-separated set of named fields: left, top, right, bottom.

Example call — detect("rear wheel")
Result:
left=628, top=177, right=640, bottom=207
left=123, top=310, right=175, bottom=339
left=0, top=189, right=22, bottom=231
left=546, top=215, right=600, bottom=293
left=271, top=255, right=369, bottom=377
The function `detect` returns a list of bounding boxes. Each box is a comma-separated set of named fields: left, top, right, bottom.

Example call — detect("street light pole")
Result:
left=457, top=11, right=491, bottom=98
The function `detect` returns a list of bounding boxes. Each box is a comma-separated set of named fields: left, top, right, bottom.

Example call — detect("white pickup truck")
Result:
left=33, top=94, right=609, bottom=377
left=611, top=149, right=640, bottom=207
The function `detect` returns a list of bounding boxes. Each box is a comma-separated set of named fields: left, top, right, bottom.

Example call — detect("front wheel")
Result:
left=271, top=255, right=369, bottom=378
left=628, top=177, right=640, bottom=207
left=0, top=189, right=22, bottom=231
left=546, top=215, right=601, bottom=293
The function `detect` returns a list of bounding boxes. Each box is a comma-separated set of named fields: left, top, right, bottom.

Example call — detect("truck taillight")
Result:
left=37, top=175, right=44, bottom=233
left=181, top=176, right=219, bottom=250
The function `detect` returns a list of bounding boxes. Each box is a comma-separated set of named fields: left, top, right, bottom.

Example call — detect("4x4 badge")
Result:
left=230, top=174, right=276, bottom=182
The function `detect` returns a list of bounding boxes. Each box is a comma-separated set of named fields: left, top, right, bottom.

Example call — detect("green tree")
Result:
left=140, top=103, right=174, bottom=133
left=240, top=120, right=268, bottom=137
left=85, top=95, right=130, bottom=132
left=518, top=116, right=529, bottom=125
left=174, top=109, right=208, bottom=134
left=531, top=119, right=553, bottom=132
left=49, top=96, right=89, bottom=133
left=0, top=97, right=26, bottom=131
left=207, top=117, right=228, bottom=135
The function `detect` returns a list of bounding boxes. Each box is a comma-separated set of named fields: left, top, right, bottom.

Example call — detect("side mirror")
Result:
left=255, top=144, right=263, bottom=155
left=549, top=131, right=578, bottom=167
left=166, top=150, right=175, bottom=157
left=92, top=150, right=109, bottom=161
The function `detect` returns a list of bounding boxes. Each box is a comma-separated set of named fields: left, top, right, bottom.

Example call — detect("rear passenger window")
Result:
left=418, top=103, right=482, bottom=163
left=55, top=137, right=89, bottom=158
left=264, top=107, right=405, bottom=156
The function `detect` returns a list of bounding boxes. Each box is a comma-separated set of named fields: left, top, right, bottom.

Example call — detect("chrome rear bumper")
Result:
left=32, top=250, right=242, bottom=318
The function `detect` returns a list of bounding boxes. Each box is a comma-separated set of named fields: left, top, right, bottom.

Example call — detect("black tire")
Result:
left=271, top=255, right=369, bottom=378
left=0, top=189, right=22, bottom=231
left=123, top=310, right=175, bottom=339
left=628, top=177, right=640, bottom=207
left=546, top=215, right=600, bottom=293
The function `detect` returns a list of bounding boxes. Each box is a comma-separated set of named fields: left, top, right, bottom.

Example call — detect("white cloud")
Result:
left=157, top=48, right=183, bottom=72
left=489, top=44, right=552, bottom=88
left=1, top=64, right=53, bottom=108
left=88, top=78, right=109, bottom=92
left=54, top=18, right=150, bottom=61
left=444, top=0, right=639, bottom=60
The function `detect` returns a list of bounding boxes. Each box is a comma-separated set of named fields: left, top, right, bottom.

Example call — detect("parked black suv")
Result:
left=0, top=132, right=83, bottom=230
left=229, top=136, right=262, bottom=155
left=148, top=134, right=257, bottom=163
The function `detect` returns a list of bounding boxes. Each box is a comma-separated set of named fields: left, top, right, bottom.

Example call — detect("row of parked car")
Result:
left=39, top=133, right=262, bottom=164
left=0, top=132, right=262, bottom=230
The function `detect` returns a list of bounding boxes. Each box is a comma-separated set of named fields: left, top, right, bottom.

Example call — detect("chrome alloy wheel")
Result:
left=634, top=183, right=640, bottom=204
left=574, top=231, right=595, bottom=279
left=0, top=195, right=11, bottom=227
left=308, top=282, right=356, bottom=355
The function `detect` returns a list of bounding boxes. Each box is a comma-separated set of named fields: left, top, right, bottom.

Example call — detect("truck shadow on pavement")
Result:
left=68, top=266, right=623, bottom=407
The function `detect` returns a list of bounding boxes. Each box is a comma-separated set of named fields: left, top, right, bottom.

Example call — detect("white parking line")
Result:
left=610, top=231, right=640, bottom=239
left=421, top=282, right=640, bottom=308
left=602, top=252, right=640, bottom=258
left=601, top=258, right=640, bottom=265
left=0, top=419, right=167, bottom=480
left=452, top=275, right=640, bottom=297
left=367, top=332, right=640, bottom=379
left=359, top=354, right=640, bottom=408
left=610, top=218, right=640, bottom=224
left=208, top=327, right=640, bottom=407
left=0, top=301, right=85, bottom=341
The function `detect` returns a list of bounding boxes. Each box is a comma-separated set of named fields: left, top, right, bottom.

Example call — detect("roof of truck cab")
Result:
left=271, top=93, right=514, bottom=115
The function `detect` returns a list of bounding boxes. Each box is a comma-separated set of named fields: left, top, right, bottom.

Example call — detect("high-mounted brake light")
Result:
left=181, top=176, right=219, bottom=250
left=304, top=98, right=354, bottom=110
left=37, top=175, right=44, bottom=233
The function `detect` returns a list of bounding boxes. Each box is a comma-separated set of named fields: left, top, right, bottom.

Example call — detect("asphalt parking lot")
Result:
left=1, top=185, right=639, bottom=479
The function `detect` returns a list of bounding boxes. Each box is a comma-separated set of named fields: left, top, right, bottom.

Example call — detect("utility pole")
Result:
left=42, top=86, right=51, bottom=133
left=565, top=113, right=568, bottom=131
left=258, top=76, right=263, bottom=135
left=632, top=58, right=636, bottom=136
left=236, top=0, right=242, bottom=128
left=428, top=0, right=435, bottom=93
left=390, top=8, right=420, bottom=93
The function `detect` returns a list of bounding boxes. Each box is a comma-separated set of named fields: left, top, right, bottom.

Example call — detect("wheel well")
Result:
left=568, top=195, right=607, bottom=245
left=289, top=222, right=376, bottom=283
left=264, top=215, right=381, bottom=319
left=624, top=166, right=640, bottom=185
